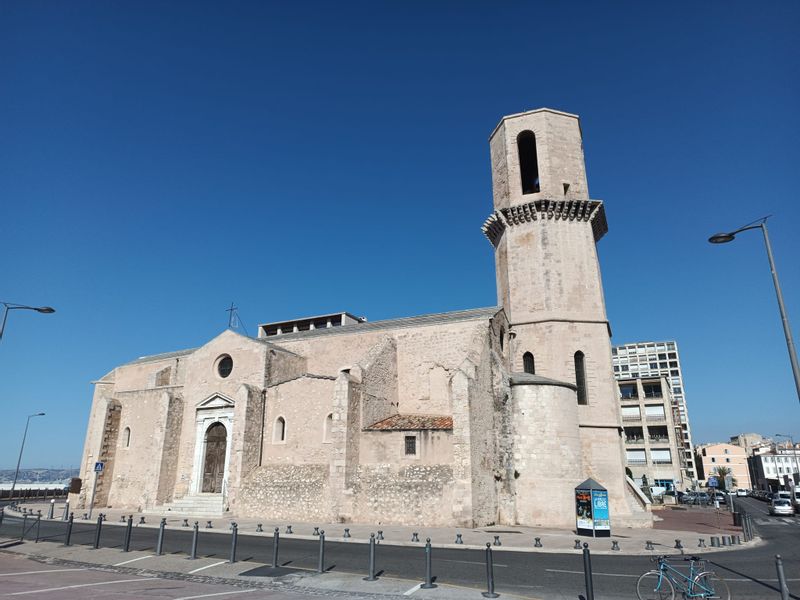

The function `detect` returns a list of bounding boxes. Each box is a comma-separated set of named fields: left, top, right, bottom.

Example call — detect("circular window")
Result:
left=216, top=355, right=233, bottom=378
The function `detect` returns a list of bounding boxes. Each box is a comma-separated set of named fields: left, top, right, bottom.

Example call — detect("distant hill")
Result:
left=0, top=468, right=79, bottom=484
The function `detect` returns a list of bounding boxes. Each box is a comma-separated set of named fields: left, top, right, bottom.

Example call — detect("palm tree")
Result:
left=712, top=465, right=738, bottom=491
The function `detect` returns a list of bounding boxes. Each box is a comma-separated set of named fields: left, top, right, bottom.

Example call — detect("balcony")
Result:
left=649, top=436, right=670, bottom=443
left=644, top=392, right=664, bottom=399
left=625, top=438, right=645, bottom=445
left=627, top=458, right=647, bottom=465
left=622, top=415, right=642, bottom=422
left=646, top=415, right=667, bottom=422
left=652, top=459, right=673, bottom=465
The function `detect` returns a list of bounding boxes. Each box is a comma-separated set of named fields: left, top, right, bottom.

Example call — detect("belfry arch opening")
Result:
left=202, top=422, right=227, bottom=493
left=523, top=352, right=535, bottom=374
left=517, top=130, right=540, bottom=195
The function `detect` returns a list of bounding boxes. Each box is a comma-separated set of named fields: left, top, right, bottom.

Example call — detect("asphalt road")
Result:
left=2, top=502, right=799, bottom=599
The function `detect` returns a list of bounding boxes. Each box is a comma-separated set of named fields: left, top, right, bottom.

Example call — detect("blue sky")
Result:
left=1, top=1, right=798, bottom=468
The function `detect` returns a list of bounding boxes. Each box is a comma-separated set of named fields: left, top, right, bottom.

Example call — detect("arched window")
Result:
left=273, top=417, right=286, bottom=443
left=517, top=131, right=540, bottom=195
left=499, top=327, right=505, bottom=352
left=574, top=351, right=587, bottom=405
left=523, top=352, right=535, bottom=374
left=323, top=413, right=333, bottom=443
left=123, top=427, right=131, bottom=448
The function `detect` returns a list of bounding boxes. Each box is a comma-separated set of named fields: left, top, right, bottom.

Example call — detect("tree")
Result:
left=712, top=466, right=737, bottom=491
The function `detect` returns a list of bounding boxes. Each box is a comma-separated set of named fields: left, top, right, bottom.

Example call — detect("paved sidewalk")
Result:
left=6, top=500, right=756, bottom=556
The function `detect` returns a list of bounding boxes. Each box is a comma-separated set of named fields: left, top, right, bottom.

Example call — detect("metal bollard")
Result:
left=139, top=516, right=145, bottom=525
left=82, top=513, right=88, bottom=520
left=455, top=533, right=463, bottom=544
left=645, top=540, right=654, bottom=551
left=674, top=539, right=683, bottom=550
left=47, top=500, right=55, bottom=520
left=123, top=515, right=133, bottom=552
left=285, top=525, right=293, bottom=534
left=574, top=539, right=582, bottom=550
left=189, top=522, right=199, bottom=559
left=156, top=518, right=166, bottom=556
left=62, top=500, right=69, bottom=521
left=411, top=532, right=419, bottom=542
left=377, top=530, right=384, bottom=541
left=317, top=530, right=326, bottom=573
left=256, top=523, right=263, bottom=532
left=421, top=538, right=437, bottom=589
left=698, top=538, right=706, bottom=548
left=534, top=537, right=542, bottom=547
left=582, top=543, right=595, bottom=600
left=229, top=522, right=238, bottom=563
left=20, top=513, right=27, bottom=541
left=721, top=536, right=728, bottom=546
left=64, top=513, right=74, bottom=546
left=611, top=540, right=619, bottom=551
left=272, top=528, right=280, bottom=567
left=363, top=533, right=378, bottom=581
left=313, top=526, right=320, bottom=536
left=206, top=520, right=213, bottom=529
left=493, top=535, right=501, bottom=546
left=93, top=515, right=103, bottom=549
left=711, top=536, right=720, bottom=547
left=344, top=528, right=351, bottom=539
left=35, top=515, right=41, bottom=543
left=776, top=554, right=790, bottom=600
left=482, top=543, right=499, bottom=598
left=183, top=519, right=189, bottom=527
left=120, top=516, right=127, bottom=523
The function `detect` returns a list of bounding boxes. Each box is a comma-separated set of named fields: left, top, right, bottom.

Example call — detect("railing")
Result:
left=625, top=438, right=645, bottom=444
left=620, top=395, right=639, bottom=401
left=622, top=415, right=642, bottom=421
left=652, top=459, right=673, bottom=464
left=644, top=392, right=663, bottom=398
left=649, top=437, right=670, bottom=443
left=626, top=458, right=647, bottom=465
left=0, top=488, right=68, bottom=500
left=646, top=415, right=667, bottom=422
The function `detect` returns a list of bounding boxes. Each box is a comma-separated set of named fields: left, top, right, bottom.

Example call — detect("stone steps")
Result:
left=149, top=494, right=227, bottom=517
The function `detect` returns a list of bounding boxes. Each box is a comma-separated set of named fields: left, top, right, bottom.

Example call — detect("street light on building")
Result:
left=10, top=412, right=46, bottom=499
left=0, top=302, right=56, bottom=341
left=775, top=433, right=799, bottom=489
left=708, top=216, right=800, bottom=405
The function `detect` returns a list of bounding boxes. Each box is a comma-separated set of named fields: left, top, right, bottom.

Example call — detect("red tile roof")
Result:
left=366, top=414, right=453, bottom=431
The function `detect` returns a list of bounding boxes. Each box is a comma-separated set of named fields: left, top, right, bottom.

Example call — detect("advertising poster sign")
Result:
left=591, top=489, right=610, bottom=531
left=575, top=489, right=593, bottom=531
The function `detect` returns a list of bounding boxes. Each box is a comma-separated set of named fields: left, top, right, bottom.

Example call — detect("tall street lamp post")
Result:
left=10, top=412, right=46, bottom=499
left=0, top=302, right=56, bottom=341
left=775, top=434, right=799, bottom=489
left=709, top=216, right=800, bottom=405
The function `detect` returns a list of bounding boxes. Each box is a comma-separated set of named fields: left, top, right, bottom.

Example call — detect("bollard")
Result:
left=698, top=538, right=706, bottom=548
left=35, top=514, right=41, bottom=543
left=611, top=540, right=619, bottom=551
left=645, top=540, right=654, bottom=551
left=120, top=516, right=127, bottom=523
left=189, top=522, right=199, bottom=559
left=156, top=518, right=166, bottom=556
left=62, top=500, right=69, bottom=521
left=574, top=539, right=582, bottom=550
left=20, top=513, right=28, bottom=542
left=317, top=530, right=326, bottom=573
left=776, top=554, right=790, bottom=600
left=313, top=526, right=320, bottom=536
left=82, top=513, right=88, bottom=520
left=229, top=522, right=238, bottom=563
left=47, top=500, right=55, bottom=520
left=734, top=535, right=741, bottom=545
left=711, top=536, right=720, bottom=547
left=183, top=519, right=189, bottom=527
left=674, top=539, right=683, bottom=550
left=286, top=525, right=293, bottom=534
left=482, top=543, right=499, bottom=598
left=139, top=516, right=145, bottom=525
left=344, top=528, right=351, bottom=538
left=64, top=513, right=74, bottom=546
left=377, top=530, right=384, bottom=541
left=93, top=515, right=103, bottom=549
left=534, top=537, right=542, bottom=548
left=582, top=543, right=595, bottom=600
left=272, top=528, right=280, bottom=567
left=421, top=537, right=437, bottom=589
left=206, top=521, right=213, bottom=529
left=721, top=536, right=728, bottom=546
left=100, top=513, right=106, bottom=521
left=363, top=533, right=378, bottom=581
left=411, top=532, right=419, bottom=542
left=123, top=515, right=133, bottom=552
left=455, top=533, right=463, bottom=544
left=257, top=523, right=263, bottom=532
left=493, top=535, right=501, bottom=546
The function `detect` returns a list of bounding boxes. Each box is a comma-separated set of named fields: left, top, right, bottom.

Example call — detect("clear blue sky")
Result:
left=2, top=2, right=798, bottom=469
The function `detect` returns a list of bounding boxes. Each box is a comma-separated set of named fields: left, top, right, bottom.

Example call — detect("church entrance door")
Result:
left=202, top=422, right=227, bottom=493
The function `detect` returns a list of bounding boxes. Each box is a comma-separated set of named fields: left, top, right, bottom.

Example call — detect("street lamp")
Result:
left=0, top=302, right=56, bottom=341
left=10, top=412, right=45, bottom=499
left=708, top=216, right=800, bottom=404
left=775, top=434, right=799, bottom=489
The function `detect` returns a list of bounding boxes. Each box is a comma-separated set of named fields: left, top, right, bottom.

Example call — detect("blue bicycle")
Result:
left=636, top=555, right=731, bottom=599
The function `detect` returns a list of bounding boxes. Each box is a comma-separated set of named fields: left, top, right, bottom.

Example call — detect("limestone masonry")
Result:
left=74, top=108, right=652, bottom=529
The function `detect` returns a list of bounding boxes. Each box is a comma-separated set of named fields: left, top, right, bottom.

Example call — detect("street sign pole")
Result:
left=88, top=462, right=104, bottom=520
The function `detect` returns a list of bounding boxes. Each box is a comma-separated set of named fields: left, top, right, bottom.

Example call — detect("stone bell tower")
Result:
left=483, top=108, right=645, bottom=527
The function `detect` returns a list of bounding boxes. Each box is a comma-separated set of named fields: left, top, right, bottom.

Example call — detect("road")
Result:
left=2, top=500, right=799, bottom=599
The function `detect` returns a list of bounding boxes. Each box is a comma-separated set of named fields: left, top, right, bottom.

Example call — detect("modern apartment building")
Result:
left=612, top=341, right=696, bottom=481
left=617, top=376, right=687, bottom=491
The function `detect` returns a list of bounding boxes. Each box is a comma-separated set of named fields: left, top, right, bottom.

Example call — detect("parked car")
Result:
left=694, top=492, right=710, bottom=505
left=712, top=492, right=727, bottom=504
left=736, top=489, right=748, bottom=496
left=769, top=498, right=795, bottom=516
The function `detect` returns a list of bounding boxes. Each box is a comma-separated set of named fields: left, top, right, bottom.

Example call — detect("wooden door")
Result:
left=202, top=423, right=227, bottom=493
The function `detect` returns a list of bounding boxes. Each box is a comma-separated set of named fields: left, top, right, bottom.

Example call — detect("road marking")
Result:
left=546, top=568, right=637, bottom=578
left=440, top=558, right=508, bottom=567
left=113, top=555, right=153, bottom=566
left=4, top=578, right=150, bottom=595
left=0, top=569, right=86, bottom=577
left=173, top=591, right=257, bottom=600
left=403, top=583, right=422, bottom=595
left=187, top=560, right=228, bottom=574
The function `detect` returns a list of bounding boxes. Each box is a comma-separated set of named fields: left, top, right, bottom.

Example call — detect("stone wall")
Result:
left=155, top=393, right=183, bottom=505
left=237, top=464, right=331, bottom=522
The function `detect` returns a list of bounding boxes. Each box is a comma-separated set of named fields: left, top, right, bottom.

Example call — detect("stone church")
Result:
left=73, top=108, right=652, bottom=529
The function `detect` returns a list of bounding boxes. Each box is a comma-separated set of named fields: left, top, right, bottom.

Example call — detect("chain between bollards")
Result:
left=229, top=522, right=238, bottom=563
left=582, top=543, right=594, bottom=600
left=155, top=518, right=166, bottom=556
left=317, top=530, right=326, bottom=573
left=776, top=554, right=790, bottom=600
left=63, top=513, right=73, bottom=546
left=482, top=542, right=499, bottom=598
left=364, top=533, right=378, bottom=581
left=189, top=521, right=199, bottom=559
left=272, top=527, right=280, bottom=568
left=421, top=538, right=437, bottom=589
left=93, top=515, right=103, bottom=549
left=123, top=515, right=133, bottom=552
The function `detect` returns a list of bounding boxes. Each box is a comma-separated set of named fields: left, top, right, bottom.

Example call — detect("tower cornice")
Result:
left=481, top=199, right=608, bottom=247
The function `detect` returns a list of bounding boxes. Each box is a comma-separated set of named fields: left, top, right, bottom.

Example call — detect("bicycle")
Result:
left=636, top=555, right=731, bottom=600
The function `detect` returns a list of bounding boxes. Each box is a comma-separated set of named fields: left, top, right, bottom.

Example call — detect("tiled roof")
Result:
left=366, top=414, right=453, bottom=431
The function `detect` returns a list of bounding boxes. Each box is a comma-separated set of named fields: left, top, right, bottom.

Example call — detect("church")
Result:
left=73, top=108, right=652, bottom=529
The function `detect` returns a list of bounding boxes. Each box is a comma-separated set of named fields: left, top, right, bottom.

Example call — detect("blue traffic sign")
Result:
left=94, top=461, right=104, bottom=472
left=707, top=476, right=718, bottom=488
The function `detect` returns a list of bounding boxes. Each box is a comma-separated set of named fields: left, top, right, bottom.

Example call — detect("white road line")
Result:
left=0, top=569, right=86, bottom=577
left=113, top=554, right=153, bottom=566
left=439, top=558, right=508, bottom=567
left=173, top=591, right=257, bottom=600
left=187, top=560, right=229, bottom=574
left=403, top=583, right=422, bottom=596
left=546, top=568, right=637, bottom=578
left=4, top=578, right=150, bottom=596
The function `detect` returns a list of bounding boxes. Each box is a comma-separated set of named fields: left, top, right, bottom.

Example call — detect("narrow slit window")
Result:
left=323, top=413, right=333, bottom=443
left=123, top=427, right=131, bottom=448
left=523, top=352, right=535, bottom=374
left=574, top=351, right=588, bottom=405
left=274, top=417, right=286, bottom=443
left=517, top=131, right=540, bottom=194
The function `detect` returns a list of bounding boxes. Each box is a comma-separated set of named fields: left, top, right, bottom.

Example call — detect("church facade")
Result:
left=73, top=108, right=651, bottom=529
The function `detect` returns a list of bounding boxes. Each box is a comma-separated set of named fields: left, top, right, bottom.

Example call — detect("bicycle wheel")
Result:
left=692, top=571, right=731, bottom=600
left=636, top=570, right=675, bottom=600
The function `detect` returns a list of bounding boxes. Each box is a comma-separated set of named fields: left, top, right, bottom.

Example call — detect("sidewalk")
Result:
left=6, top=500, right=756, bottom=556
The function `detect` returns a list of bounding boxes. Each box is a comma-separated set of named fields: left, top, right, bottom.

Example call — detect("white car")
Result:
left=769, top=499, right=795, bottom=516
left=736, top=489, right=748, bottom=496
